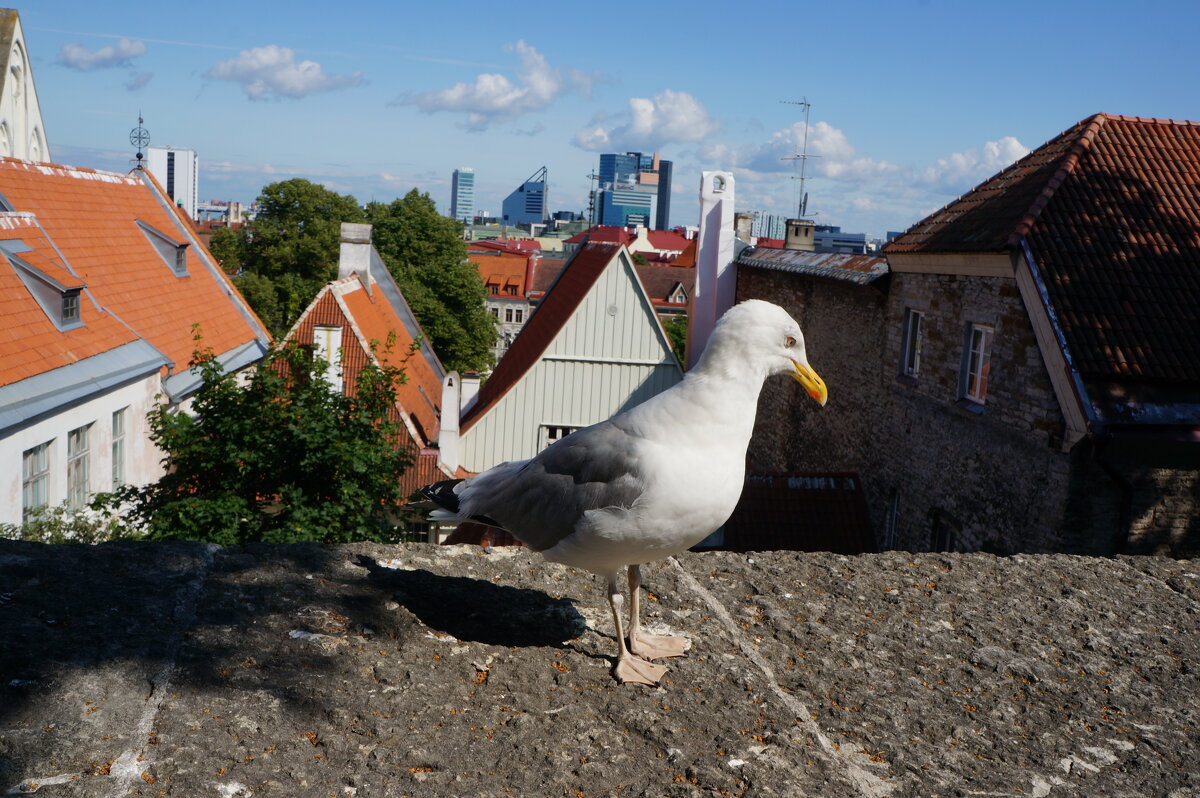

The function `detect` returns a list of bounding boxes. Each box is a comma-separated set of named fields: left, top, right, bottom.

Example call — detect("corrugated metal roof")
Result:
left=736, top=246, right=889, bottom=286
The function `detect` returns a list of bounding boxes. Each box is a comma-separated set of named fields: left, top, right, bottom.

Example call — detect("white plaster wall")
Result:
left=0, top=374, right=163, bottom=526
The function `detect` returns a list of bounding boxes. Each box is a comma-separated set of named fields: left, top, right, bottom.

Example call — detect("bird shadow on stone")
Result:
left=355, top=555, right=588, bottom=648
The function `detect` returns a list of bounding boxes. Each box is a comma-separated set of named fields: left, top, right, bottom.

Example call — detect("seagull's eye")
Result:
left=785, top=336, right=797, bottom=348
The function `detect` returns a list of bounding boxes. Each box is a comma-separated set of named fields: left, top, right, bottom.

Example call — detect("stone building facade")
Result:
left=739, top=114, right=1199, bottom=558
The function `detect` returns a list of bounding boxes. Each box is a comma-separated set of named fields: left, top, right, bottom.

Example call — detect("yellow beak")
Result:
left=792, top=360, right=828, bottom=406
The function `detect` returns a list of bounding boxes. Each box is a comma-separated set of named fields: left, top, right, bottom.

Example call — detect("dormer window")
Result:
left=62, top=290, right=80, bottom=324
left=136, top=219, right=190, bottom=276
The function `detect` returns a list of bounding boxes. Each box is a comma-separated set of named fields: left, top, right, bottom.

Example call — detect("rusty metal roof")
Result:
left=736, top=246, right=889, bottom=286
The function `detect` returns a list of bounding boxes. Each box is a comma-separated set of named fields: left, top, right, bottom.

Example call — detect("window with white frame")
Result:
left=62, top=291, right=80, bottom=324
left=539, top=424, right=579, bottom=450
left=514, top=308, right=524, bottom=324
left=504, top=307, right=514, bottom=323
left=112, top=407, right=128, bottom=489
left=67, top=424, right=91, bottom=510
left=22, top=440, right=51, bottom=519
left=900, top=308, right=923, bottom=378
left=961, top=324, right=993, bottom=404
left=312, top=325, right=344, bottom=393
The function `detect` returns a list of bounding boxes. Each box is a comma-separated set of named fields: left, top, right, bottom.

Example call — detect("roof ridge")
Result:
left=1006, top=113, right=1110, bottom=245
left=459, top=241, right=620, bottom=433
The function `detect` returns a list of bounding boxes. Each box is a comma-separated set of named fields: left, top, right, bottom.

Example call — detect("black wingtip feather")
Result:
left=418, top=479, right=464, bottom=513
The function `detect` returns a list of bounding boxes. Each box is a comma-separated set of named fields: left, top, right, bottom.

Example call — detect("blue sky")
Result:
left=23, top=0, right=1200, bottom=237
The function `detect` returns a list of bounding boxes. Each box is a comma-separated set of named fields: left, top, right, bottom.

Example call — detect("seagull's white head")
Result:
left=702, top=299, right=828, bottom=406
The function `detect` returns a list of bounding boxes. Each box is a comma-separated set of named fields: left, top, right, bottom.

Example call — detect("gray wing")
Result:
left=457, top=418, right=645, bottom=552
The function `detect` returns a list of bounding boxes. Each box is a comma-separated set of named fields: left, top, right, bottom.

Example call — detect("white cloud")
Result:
left=204, top=45, right=363, bottom=101
left=921, top=136, right=1030, bottom=191
left=692, top=120, right=1030, bottom=236
left=574, top=90, right=719, bottom=152
left=57, top=38, right=146, bottom=70
left=124, top=71, right=153, bottom=91
left=403, top=41, right=579, bottom=131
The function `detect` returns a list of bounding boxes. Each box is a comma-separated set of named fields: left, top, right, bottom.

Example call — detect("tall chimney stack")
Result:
left=339, top=222, right=373, bottom=294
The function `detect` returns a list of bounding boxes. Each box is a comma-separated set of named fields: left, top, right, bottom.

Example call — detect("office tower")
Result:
left=146, top=146, right=198, bottom=220
left=595, top=152, right=672, bottom=229
left=450, top=167, right=474, bottom=223
left=501, top=166, right=548, bottom=226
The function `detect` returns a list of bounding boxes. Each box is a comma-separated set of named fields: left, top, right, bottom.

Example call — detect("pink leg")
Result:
left=627, top=565, right=691, bottom=660
left=606, top=572, right=667, bottom=685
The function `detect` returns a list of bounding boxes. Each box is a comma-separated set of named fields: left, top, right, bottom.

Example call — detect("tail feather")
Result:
left=417, top=478, right=504, bottom=529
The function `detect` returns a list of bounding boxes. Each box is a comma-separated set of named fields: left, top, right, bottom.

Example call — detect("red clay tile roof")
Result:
left=0, top=158, right=268, bottom=379
left=469, top=242, right=531, bottom=296
left=886, top=113, right=1200, bottom=387
left=0, top=214, right=141, bottom=385
left=460, top=242, right=622, bottom=432
left=628, top=261, right=694, bottom=306
left=286, top=274, right=450, bottom=495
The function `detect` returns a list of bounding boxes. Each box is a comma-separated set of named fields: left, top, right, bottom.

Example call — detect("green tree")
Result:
left=663, top=314, right=688, bottom=367
left=108, top=335, right=415, bottom=544
left=207, top=226, right=245, bottom=273
left=229, top=179, right=365, bottom=335
left=366, top=190, right=495, bottom=373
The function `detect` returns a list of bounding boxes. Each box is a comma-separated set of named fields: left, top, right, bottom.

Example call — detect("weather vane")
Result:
left=130, top=113, right=150, bottom=169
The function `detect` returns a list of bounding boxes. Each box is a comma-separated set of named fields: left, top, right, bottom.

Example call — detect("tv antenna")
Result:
left=129, top=112, right=150, bottom=170
left=781, top=98, right=819, bottom=217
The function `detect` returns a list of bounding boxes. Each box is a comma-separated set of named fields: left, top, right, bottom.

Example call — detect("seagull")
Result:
left=419, top=299, right=828, bottom=686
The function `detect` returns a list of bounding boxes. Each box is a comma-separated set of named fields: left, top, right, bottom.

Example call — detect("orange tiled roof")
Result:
left=0, top=158, right=269, bottom=381
left=885, top=113, right=1200, bottom=387
left=0, top=214, right=141, bottom=385
left=468, top=241, right=530, bottom=296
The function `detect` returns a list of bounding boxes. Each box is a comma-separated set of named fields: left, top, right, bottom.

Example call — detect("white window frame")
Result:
left=67, top=423, right=92, bottom=510
left=539, top=424, right=579, bottom=450
left=22, top=440, right=51, bottom=519
left=112, top=407, right=128, bottom=490
left=961, top=324, right=993, bottom=404
left=312, top=325, right=344, bottom=393
left=900, top=308, right=923, bottom=378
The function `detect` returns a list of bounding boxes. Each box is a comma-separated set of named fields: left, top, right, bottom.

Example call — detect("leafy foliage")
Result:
left=663, top=314, right=688, bottom=367
left=228, top=179, right=366, bottom=335
left=219, top=180, right=494, bottom=372
left=0, top=503, right=137, bottom=544
left=366, top=190, right=495, bottom=373
left=108, top=335, right=416, bottom=544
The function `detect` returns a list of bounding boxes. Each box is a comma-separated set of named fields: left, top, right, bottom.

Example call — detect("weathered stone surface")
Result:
left=2, top=540, right=1198, bottom=797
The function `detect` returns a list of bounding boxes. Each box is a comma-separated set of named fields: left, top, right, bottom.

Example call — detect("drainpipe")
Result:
left=1090, top=433, right=1133, bottom=555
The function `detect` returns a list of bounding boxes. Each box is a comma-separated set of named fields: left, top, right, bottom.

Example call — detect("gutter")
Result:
left=1019, top=239, right=1099, bottom=435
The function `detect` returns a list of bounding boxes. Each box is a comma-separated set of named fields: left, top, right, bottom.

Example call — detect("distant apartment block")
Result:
left=502, top=166, right=548, bottom=226
left=451, top=167, right=474, bottom=224
left=146, top=146, right=198, bottom=220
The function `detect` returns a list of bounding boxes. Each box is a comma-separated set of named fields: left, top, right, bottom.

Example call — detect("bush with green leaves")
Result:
left=0, top=502, right=138, bottom=545
left=107, top=336, right=418, bottom=544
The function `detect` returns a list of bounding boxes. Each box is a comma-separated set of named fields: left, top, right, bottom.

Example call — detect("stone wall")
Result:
left=738, top=266, right=1081, bottom=554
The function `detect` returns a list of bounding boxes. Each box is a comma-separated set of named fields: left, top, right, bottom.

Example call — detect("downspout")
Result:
left=1020, top=239, right=1130, bottom=553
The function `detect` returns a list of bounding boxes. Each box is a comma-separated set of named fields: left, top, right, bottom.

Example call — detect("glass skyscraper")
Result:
left=450, top=168, right=474, bottom=224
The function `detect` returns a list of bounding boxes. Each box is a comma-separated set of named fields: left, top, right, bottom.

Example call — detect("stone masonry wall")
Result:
left=738, top=266, right=1087, bottom=554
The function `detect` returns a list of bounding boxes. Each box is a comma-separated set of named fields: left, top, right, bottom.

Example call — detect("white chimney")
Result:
left=339, top=222, right=373, bottom=295
left=687, top=171, right=736, bottom=369
left=438, top=372, right=461, bottom=474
